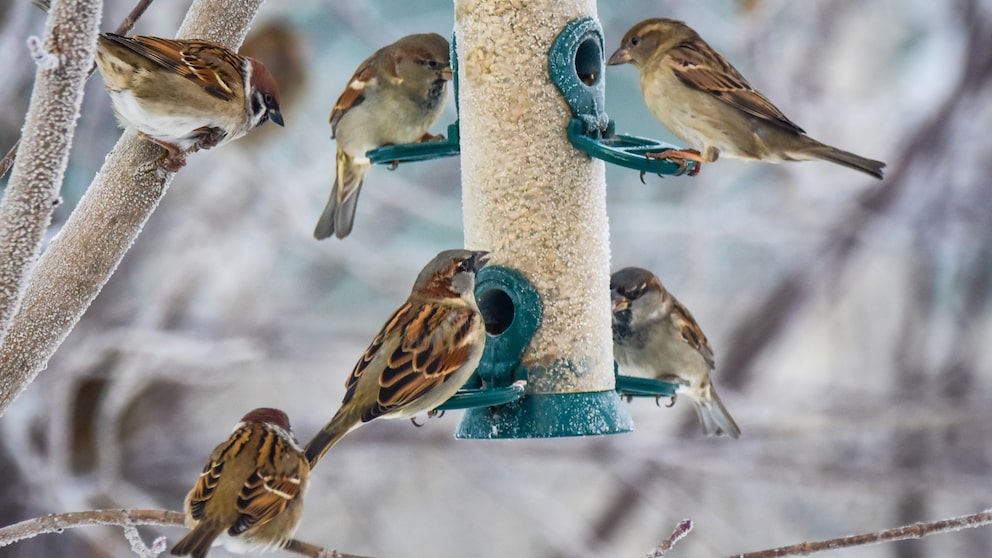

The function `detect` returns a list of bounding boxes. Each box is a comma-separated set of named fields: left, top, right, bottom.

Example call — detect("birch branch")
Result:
left=0, top=0, right=266, bottom=415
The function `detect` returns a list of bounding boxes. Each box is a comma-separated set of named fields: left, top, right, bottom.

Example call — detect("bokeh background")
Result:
left=1, top=0, right=991, bottom=557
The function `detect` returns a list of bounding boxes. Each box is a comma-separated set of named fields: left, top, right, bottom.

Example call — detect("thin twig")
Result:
left=646, top=519, right=693, bottom=558
left=728, top=509, right=992, bottom=558
left=0, top=508, right=370, bottom=558
left=0, top=0, right=155, bottom=180
left=114, top=0, right=155, bottom=36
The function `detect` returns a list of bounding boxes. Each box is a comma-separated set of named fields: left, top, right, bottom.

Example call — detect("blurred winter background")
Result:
left=1, top=0, right=991, bottom=557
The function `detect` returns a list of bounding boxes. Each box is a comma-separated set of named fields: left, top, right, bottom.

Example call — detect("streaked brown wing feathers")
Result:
left=120, top=36, right=242, bottom=102
left=329, top=55, right=378, bottom=135
left=231, top=431, right=304, bottom=535
left=669, top=43, right=805, bottom=134
left=358, top=303, right=478, bottom=422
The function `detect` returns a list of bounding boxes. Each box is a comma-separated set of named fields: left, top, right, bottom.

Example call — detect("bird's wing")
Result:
left=343, top=302, right=480, bottom=422
left=668, top=41, right=805, bottom=135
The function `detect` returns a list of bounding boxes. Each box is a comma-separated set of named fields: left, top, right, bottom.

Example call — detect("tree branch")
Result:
left=728, top=509, right=992, bottom=558
left=0, top=0, right=266, bottom=415
left=645, top=519, right=693, bottom=558
left=0, top=508, right=374, bottom=558
left=0, top=0, right=102, bottom=357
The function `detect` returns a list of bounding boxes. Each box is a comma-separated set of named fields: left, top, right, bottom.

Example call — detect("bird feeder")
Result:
left=367, top=12, right=681, bottom=429
left=447, top=1, right=636, bottom=439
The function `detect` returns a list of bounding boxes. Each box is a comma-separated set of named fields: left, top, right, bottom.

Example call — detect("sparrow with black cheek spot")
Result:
left=607, top=18, right=885, bottom=178
left=313, top=33, right=452, bottom=240
left=304, top=249, right=489, bottom=467
left=171, top=408, right=309, bottom=558
left=95, top=33, right=283, bottom=172
left=611, top=267, right=741, bottom=438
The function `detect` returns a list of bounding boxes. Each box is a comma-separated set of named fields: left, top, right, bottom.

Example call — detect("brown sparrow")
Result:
left=313, top=33, right=452, bottom=240
left=171, top=408, right=309, bottom=558
left=304, top=249, right=489, bottom=466
left=95, top=33, right=284, bottom=172
left=607, top=19, right=885, bottom=178
left=611, top=267, right=740, bottom=438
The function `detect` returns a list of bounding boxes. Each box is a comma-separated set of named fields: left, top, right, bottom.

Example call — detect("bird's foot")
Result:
left=646, top=148, right=703, bottom=177
left=419, top=132, right=445, bottom=142
left=655, top=394, right=678, bottom=408
left=192, top=127, right=225, bottom=151
left=138, top=133, right=186, bottom=172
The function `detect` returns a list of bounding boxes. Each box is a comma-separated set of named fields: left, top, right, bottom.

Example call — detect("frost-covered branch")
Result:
left=728, top=509, right=992, bottom=558
left=645, top=519, right=692, bottom=558
left=0, top=0, right=265, bottom=415
left=0, top=509, right=184, bottom=551
left=0, top=0, right=101, bottom=357
left=0, top=508, right=372, bottom=558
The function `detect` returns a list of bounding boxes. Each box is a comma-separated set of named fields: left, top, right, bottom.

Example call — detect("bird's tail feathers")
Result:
left=170, top=523, right=223, bottom=558
left=313, top=149, right=368, bottom=240
left=802, top=138, right=885, bottom=179
left=690, top=385, right=741, bottom=439
left=303, top=412, right=358, bottom=468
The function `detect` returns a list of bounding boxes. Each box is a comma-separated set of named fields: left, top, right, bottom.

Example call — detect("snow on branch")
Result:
left=0, top=0, right=265, bottom=415
left=0, top=508, right=374, bottom=558
left=727, top=508, right=992, bottom=558
left=0, top=0, right=101, bottom=363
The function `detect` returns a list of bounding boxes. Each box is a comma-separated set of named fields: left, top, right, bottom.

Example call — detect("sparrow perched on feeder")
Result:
left=607, top=18, right=885, bottom=178
left=611, top=267, right=740, bottom=438
left=313, top=33, right=452, bottom=240
left=171, top=408, right=309, bottom=558
left=304, top=249, right=488, bottom=467
left=95, top=33, right=284, bottom=172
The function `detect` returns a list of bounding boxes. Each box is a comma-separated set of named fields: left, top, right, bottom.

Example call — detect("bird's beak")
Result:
left=269, top=109, right=285, bottom=127
left=607, top=48, right=632, bottom=66
left=611, top=292, right=630, bottom=313
left=469, top=251, right=490, bottom=272
left=441, top=67, right=453, bottom=81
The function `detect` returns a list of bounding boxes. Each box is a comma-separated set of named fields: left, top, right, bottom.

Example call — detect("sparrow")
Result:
left=607, top=18, right=885, bottom=178
left=171, top=408, right=309, bottom=558
left=313, top=33, right=452, bottom=240
left=611, top=267, right=740, bottom=438
left=304, top=249, right=489, bottom=467
left=95, top=33, right=284, bottom=172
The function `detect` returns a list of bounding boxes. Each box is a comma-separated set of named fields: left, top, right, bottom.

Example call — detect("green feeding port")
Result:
left=447, top=265, right=635, bottom=439
left=549, top=17, right=697, bottom=176
left=614, top=361, right=680, bottom=400
left=367, top=34, right=461, bottom=166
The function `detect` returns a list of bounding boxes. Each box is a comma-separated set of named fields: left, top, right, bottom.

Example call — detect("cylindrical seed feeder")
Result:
left=454, top=1, right=633, bottom=438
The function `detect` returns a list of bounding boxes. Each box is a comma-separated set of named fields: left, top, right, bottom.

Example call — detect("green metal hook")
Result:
left=549, top=17, right=696, bottom=176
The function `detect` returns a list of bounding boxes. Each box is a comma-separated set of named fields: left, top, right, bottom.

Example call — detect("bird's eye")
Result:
left=263, top=93, right=274, bottom=105
left=625, top=286, right=644, bottom=299
left=457, top=259, right=471, bottom=272
left=630, top=36, right=641, bottom=47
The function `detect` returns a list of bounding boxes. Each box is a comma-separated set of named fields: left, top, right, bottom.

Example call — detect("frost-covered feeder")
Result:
left=452, top=1, right=633, bottom=438
left=549, top=17, right=695, bottom=176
